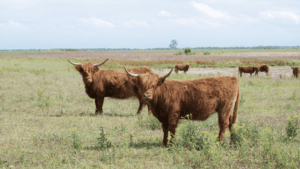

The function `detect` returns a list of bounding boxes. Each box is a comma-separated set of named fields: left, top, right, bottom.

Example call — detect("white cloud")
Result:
left=176, top=18, right=197, bottom=25
left=0, top=20, right=27, bottom=29
left=159, top=11, right=172, bottom=17
left=260, top=11, right=300, bottom=24
left=79, top=17, right=115, bottom=28
left=191, top=2, right=229, bottom=19
left=124, top=20, right=149, bottom=28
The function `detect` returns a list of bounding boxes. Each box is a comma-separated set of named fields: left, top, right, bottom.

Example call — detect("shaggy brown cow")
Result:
left=68, top=59, right=153, bottom=115
left=125, top=67, right=240, bottom=146
left=291, top=67, right=300, bottom=78
left=238, top=66, right=258, bottom=77
left=175, top=64, right=191, bottom=74
left=256, top=64, right=269, bottom=75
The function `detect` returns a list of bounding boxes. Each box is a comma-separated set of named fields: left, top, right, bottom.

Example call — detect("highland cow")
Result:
left=257, top=64, right=269, bottom=75
left=238, top=66, right=258, bottom=77
left=68, top=59, right=153, bottom=115
left=125, top=67, right=240, bottom=146
left=292, top=67, right=300, bottom=78
left=175, top=64, right=191, bottom=74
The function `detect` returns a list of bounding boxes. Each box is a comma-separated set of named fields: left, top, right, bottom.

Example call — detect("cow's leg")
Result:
left=250, top=73, right=252, bottom=77
left=95, top=97, right=104, bottom=115
left=168, top=112, right=179, bottom=145
left=218, top=104, right=233, bottom=142
left=162, top=122, right=169, bottom=147
left=136, top=98, right=144, bottom=114
left=239, top=72, right=242, bottom=77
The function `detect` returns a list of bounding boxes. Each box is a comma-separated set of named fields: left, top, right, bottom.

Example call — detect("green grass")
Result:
left=1, top=58, right=300, bottom=168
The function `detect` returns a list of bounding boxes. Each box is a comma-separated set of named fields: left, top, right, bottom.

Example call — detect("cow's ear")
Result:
left=93, top=66, right=99, bottom=73
left=75, top=65, right=82, bottom=72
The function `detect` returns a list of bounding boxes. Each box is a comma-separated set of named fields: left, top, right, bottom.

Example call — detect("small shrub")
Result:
left=203, top=51, right=210, bottom=55
left=173, top=51, right=183, bottom=55
left=230, top=125, right=246, bottom=147
left=71, top=132, right=82, bottom=151
left=286, top=116, right=299, bottom=139
left=184, top=48, right=191, bottom=55
left=96, top=127, right=112, bottom=150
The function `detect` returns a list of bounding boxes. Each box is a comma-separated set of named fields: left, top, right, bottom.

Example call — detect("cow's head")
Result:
left=124, top=67, right=173, bottom=100
left=68, top=59, right=108, bottom=83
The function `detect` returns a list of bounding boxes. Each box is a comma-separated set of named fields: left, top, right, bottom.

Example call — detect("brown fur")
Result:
left=256, top=64, right=269, bottom=75
left=291, top=67, right=300, bottom=78
left=175, top=64, right=191, bottom=74
left=127, top=71, right=240, bottom=146
left=238, top=66, right=258, bottom=77
left=73, top=62, right=153, bottom=115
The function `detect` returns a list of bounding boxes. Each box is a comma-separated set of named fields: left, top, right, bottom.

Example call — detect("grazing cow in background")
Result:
left=68, top=59, right=153, bottom=115
left=125, top=67, right=240, bottom=147
left=257, top=64, right=269, bottom=76
left=175, top=64, right=191, bottom=74
left=291, top=67, right=300, bottom=78
left=238, top=66, right=258, bottom=77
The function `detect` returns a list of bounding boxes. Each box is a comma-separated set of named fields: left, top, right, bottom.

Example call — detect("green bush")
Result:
left=71, top=132, right=82, bottom=151
left=230, top=125, right=246, bottom=147
left=203, top=51, right=210, bottom=55
left=286, top=116, right=299, bottom=139
left=184, top=48, right=191, bottom=55
left=96, top=127, right=112, bottom=150
left=173, top=51, right=183, bottom=55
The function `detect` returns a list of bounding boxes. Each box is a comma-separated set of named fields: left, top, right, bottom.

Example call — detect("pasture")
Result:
left=1, top=51, right=300, bottom=168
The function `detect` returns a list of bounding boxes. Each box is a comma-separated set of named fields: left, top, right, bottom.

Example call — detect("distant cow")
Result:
left=68, top=59, right=153, bottom=115
left=175, top=64, right=191, bottom=74
left=125, top=67, right=240, bottom=146
left=291, top=67, right=300, bottom=78
left=257, top=64, right=269, bottom=75
left=238, top=66, right=258, bottom=77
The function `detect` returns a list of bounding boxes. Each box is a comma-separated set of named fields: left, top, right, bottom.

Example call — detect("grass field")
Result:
left=1, top=55, right=300, bottom=168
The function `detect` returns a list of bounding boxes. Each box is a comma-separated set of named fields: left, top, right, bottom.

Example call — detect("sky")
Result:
left=0, top=0, right=299, bottom=49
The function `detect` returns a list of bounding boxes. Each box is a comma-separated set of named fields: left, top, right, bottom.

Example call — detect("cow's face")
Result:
left=125, top=67, right=173, bottom=100
left=68, top=59, right=108, bottom=83
left=75, top=63, right=99, bottom=83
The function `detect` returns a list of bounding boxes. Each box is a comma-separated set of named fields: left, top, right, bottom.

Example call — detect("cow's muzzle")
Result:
left=143, top=94, right=152, bottom=99
left=88, top=79, right=93, bottom=83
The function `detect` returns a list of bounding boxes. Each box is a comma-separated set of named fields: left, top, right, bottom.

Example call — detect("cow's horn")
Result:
left=124, top=67, right=139, bottom=77
left=94, top=59, right=109, bottom=66
left=68, top=60, right=81, bottom=65
left=163, top=68, right=173, bottom=78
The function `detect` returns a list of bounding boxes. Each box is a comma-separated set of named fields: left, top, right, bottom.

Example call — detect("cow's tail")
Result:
left=232, top=86, right=240, bottom=124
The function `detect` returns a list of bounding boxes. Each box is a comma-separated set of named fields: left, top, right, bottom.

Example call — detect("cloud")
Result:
left=175, top=18, right=197, bottom=25
left=79, top=17, right=115, bottom=28
left=159, top=11, right=172, bottom=17
left=124, top=20, right=149, bottom=28
left=259, top=11, right=300, bottom=25
left=0, top=20, right=27, bottom=29
left=191, top=2, right=229, bottom=19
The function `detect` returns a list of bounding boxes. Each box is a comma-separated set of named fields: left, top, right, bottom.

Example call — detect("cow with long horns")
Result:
left=68, top=59, right=153, bottom=115
left=125, top=67, right=240, bottom=146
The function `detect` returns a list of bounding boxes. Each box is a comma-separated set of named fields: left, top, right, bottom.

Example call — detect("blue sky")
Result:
left=1, top=0, right=299, bottom=49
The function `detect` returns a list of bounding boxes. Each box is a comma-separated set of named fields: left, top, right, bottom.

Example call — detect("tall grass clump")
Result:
left=173, top=51, right=183, bottom=55
left=203, top=51, right=210, bottom=55
left=96, top=127, right=112, bottom=150
left=71, top=132, right=83, bottom=151
left=230, top=125, right=246, bottom=148
left=174, top=115, right=213, bottom=153
left=35, top=87, right=51, bottom=109
left=137, top=114, right=161, bottom=130
left=286, top=116, right=299, bottom=140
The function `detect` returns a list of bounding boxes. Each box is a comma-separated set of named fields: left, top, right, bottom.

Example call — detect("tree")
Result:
left=169, top=39, right=178, bottom=49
